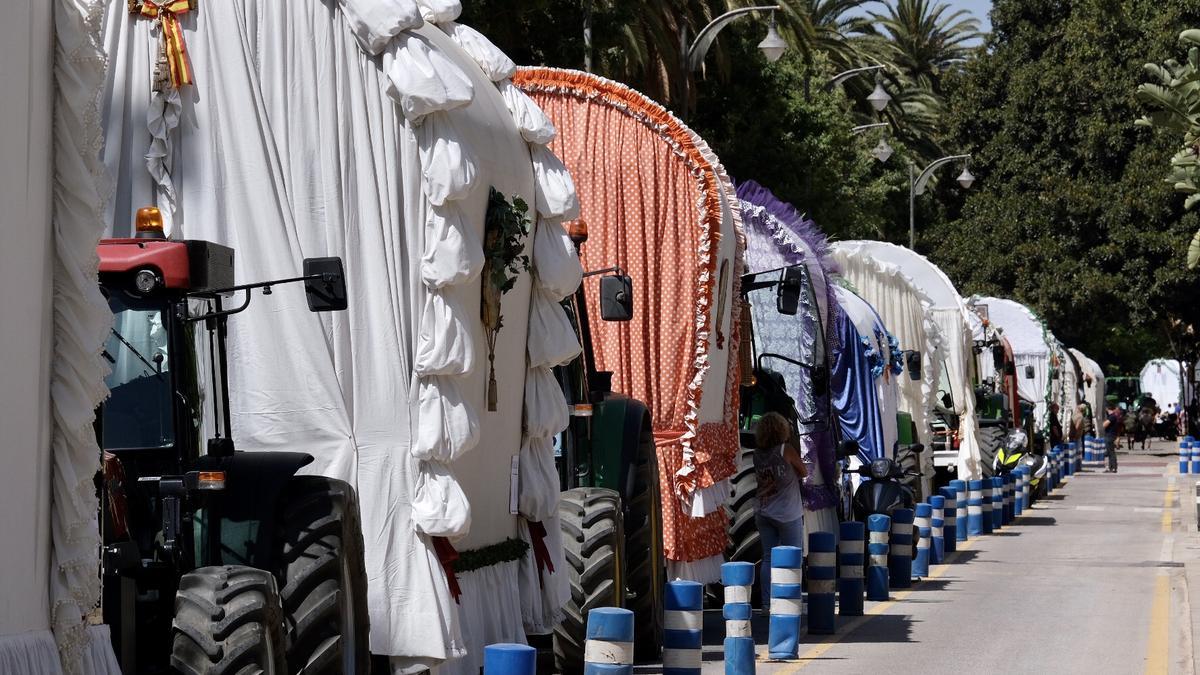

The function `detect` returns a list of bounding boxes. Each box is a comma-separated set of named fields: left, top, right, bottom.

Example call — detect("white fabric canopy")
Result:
left=1141, top=359, right=1183, bottom=408
left=832, top=241, right=982, bottom=479
left=1070, top=349, right=1106, bottom=429
left=973, top=297, right=1055, bottom=429
left=100, top=3, right=579, bottom=671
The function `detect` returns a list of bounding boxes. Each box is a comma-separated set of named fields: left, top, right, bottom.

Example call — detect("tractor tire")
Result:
left=276, top=476, right=370, bottom=675
left=170, top=565, right=287, bottom=675
left=555, top=488, right=624, bottom=673
left=724, top=448, right=762, bottom=606
left=895, top=445, right=924, bottom=501
left=625, top=423, right=665, bottom=662
left=977, top=424, right=1006, bottom=479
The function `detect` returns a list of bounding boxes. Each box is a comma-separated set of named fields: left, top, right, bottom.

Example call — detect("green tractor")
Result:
left=547, top=221, right=666, bottom=671
left=95, top=209, right=369, bottom=674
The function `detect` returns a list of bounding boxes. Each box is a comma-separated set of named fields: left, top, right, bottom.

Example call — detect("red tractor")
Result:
left=96, top=208, right=369, bottom=674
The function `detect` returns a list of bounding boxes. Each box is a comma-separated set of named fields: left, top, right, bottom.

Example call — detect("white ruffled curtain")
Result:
left=933, top=308, right=983, bottom=479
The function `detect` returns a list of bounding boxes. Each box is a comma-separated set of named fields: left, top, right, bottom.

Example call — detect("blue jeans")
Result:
left=756, top=512, right=806, bottom=605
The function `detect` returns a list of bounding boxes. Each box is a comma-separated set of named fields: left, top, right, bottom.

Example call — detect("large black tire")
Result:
left=624, top=424, right=665, bottom=662
left=555, top=488, right=624, bottom=672
left=977, top=424, right=1006, bottom=479
left=171, top=565, right=287, bottom=675
left=276, top=476, right=370, bottom=675
left=724, top=448, right=762, bottom=606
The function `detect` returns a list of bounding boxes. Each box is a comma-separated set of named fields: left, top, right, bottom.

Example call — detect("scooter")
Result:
left=993, top=428, right=1048, bottom=498
left=838, top=441, right=925, bottom=522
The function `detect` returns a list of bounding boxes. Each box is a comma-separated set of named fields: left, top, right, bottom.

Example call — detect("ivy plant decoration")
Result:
left=481, top=187, right=532, bottom=410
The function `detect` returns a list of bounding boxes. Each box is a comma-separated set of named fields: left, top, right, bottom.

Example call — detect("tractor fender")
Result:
left=608, top=395, right=652, bottom=503
left=194, top=451, right=313, bottom=568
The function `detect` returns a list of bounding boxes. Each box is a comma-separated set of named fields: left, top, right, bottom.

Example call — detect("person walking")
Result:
left=752, top=412, right=808, bottom=605
left=1103, top=400, right=1120, bottom=473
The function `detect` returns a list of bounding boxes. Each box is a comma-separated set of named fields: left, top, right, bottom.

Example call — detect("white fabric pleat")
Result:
left=416, top=0, right=462, bottom=23
left=385, top=33, right=474, bottom=123
left=523, top=366, right=570, bottom=440
left=516, top=516, right=569, bottom=635
left=422, top=203, right=484, bottom=288
left=412, top=460, right=472, bottom=537
left=498, top=79, right=557, bottom=145
left=415, top=289, right=476, bottom=376
left=0, top=630, right=64, bottom=675
left=438, top=559, right=526, bottom=675
left=415, top=376, right=481, bottom=462
left=531, top=144, right=580, bottom=220
left=418, top=113, right=478, bottom=205
left=532, top=217, right=581, bottom=299
left=440, top=21, right=516, bottom=82
left=339, top=0, right=423, bottom=54
left=527, top=289, right=582, bottom=369
left=517, top=437, right=560, bottom=521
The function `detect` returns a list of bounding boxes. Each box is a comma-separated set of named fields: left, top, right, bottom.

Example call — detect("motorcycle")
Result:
left=992, top=428, right=1048, bottom=498
left=838, top=440, right=925, bottom=522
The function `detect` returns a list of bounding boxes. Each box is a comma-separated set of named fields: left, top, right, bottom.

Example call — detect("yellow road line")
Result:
left=774, top=541, right=975, bottom=673
left=1144, top=478, right=1176, bottom=675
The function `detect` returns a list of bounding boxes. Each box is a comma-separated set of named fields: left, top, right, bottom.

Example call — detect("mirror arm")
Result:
left=582, top=266, right=626, bottom=278
left=182, top=272, right=338, bottom=322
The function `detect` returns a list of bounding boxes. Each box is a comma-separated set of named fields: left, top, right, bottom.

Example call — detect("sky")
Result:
left=855, top=0, right=994, bottom=33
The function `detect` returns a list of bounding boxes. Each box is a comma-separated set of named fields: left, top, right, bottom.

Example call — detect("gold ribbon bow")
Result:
left=129, top=0, right=196, bottom=89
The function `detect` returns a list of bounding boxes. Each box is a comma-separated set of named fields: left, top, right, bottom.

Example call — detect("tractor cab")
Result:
left=95, top=208, right=368, bottom=674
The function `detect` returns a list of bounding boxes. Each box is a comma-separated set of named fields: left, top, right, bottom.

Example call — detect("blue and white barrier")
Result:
left=949, top=480, right=968, bottom=543
left=980, top=480, right=994, bottom=534
left=866, top=514, right=891, bottom=601
left=1064, top=442, right=1074, bottom=477
left=1013, top=468, right=1025, bottom=517
left=1001, top=473, right=1013, bottom=525
left=966, top=480, right=984, bottom=537
left=768, top=547, right=803, bottom=660
left=722, top=561, right=756, bottom=673
left=584, top=607, right=634, bottom=675
left=1083, top=435, right=1094, bottom=464
left=929, top=495, right=946, bottom=564
left=913, top=503, right=931, bottom=579
left=888, top=508, right=914, bottom=589
left=990, top=477, right=1004, bottom=530
left=1180, top=438, right=1190, bottom=474
left=1019, top=466, right=1031, bottom=512
left=1191, top=441, right=1200, bottom=475
left=938, top=487, right=958, bottom=552
left=663, top=580, right=703, bottom=675
left=807, top=533, right=837, bottom=635
left=484, top=643, right=536, bottom=675
left=838, top=521, right=865, bottom=616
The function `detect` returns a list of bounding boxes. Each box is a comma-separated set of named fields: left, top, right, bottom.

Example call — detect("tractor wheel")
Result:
left=625, top=423, right=665, bottom=662
left=170, top=565, right=287, bottom=675
left=895, top=444, right=924, bottom=502
left=724, top=447, right=762, bottom=606
left=555, top=488, right=624, bottom=673
left=276, top=476, right=370, bottom=675
left=977, top=424, right=1006, bottom=479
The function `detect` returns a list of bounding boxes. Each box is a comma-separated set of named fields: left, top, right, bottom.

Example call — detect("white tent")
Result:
left=1069, top=348, right=1106, bottom=433
left=1141, top=359, right=1184, bottom=410
left=0, top=0, right=121, bottom=672
left=971, top=297, right=1057, bottom=431
left=830, top=241, right=983, bottom=480
left=100, top=2, right=581, bottom=673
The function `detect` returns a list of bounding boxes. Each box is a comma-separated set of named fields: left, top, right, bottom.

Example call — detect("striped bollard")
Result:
left=1001, top=473, right=1014, bottom=525
left=939, top=487, right=958, bottom=552
left=1065, top=443, right=1074, bottom=477
left=990, top=477, right=1004, bottom=530
left=888, top=508, right=914, bottom=589
left=866, top=514, right=891, bottom=601
left=663, top=581, right=703, bottom=675
left=807, top=533, right=837, bottom=635
left=929, top=495, right=946, bottom=563
left=1017, top=468, right=1027, bottom=514
left=722, top=562, right=756, bottom=673
left=1046, top=449, right=1057, bottom=490
left=838, top=522, right=865, bottom=616
left=913, top=503, right=932, bottom=579
left=1074, top=440, right=1082, bottom=472
left=949, top=480, right=968, bottom=543
left=1191, top=442, right=1200, bottom=475
left=1179, top=439, right=1190, bottom=474
left=966, top=480, right=984, bottom=537
left=584, top=607, right=634, bottom=675
left=1083, top=436, right=1093, bottom=463
left=980, top=480, right=994, bottom=534
left=1018, top=467, right=1030, bottom=513
left=484, top=643, right=536, bottom=675
left=1092, top=437, right=1103, bottom=468
left=768, top=547, right=803, bottom=660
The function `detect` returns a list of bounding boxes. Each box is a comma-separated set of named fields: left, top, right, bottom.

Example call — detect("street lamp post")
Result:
left=909, top=154, right=974, bottom=249
left=679, top=5, right=784, bottom=120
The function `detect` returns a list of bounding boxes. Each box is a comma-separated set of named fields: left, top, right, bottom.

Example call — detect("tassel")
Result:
left=487, top=361, right=498, bottom=411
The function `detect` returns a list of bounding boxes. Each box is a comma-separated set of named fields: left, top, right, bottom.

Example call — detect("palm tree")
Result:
left=868, top=0, right=981, bottom=96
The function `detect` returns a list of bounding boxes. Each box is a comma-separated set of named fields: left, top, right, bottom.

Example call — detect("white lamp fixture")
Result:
left=867, top=78, right=892, bottom=112
left=956, top=166, right=976, bottom=189
left=870, top=137, right=893, bottom=163
left=758, top=14, right=787, bottom=63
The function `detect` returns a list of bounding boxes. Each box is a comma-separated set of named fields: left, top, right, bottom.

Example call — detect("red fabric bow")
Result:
left=431, top=536, right=462, bottom=603
left=527, top=520, right=556, bottom=588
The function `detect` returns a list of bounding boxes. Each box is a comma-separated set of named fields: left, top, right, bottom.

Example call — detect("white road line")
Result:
left=1134, top=507, right=1164, bottom=513
left=1075, top=505, right=1106, bottom=511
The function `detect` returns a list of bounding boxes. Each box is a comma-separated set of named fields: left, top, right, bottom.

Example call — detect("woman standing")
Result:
left=753, top=412, right=809, bottom=606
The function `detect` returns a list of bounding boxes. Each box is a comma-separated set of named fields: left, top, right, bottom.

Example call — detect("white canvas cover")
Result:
left=99, top=3, right=580, bottom=672
left=831, top=241, right=982, bottom=479
left=1141, top=359, right=1184, bottom=409
left=1070, top=349, right=1106, bottom=429
left=973, top=297, right=1056, bottom=429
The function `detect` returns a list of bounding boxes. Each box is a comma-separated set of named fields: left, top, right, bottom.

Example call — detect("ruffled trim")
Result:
left=339, top=0, right=423, bottom=54
left=686, top=478, right=730, bottom=517
left=440, top=22, right=516, bottom=82
left=666, top=553, right=724, bottom=584
left=51, top=0, right=114, bottom=671
left=384, top=32, right=474, bottom=124
left=416, top=0, right=462, bottom=24
left=497, top=80, right=557, bottom=145
left=514, top=67, right=732, bottom=510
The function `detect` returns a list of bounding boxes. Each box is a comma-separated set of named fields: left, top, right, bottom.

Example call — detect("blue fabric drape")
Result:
left=831, top=306, right=885, bottom=462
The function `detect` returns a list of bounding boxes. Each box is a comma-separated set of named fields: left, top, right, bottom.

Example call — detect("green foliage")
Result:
left=932, top=0, right=1200, bottom=371
left=484, top=188, right=532, bottom=295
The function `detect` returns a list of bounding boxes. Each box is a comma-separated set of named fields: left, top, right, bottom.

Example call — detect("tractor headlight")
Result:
left=134, top=269, right=159, bottom=294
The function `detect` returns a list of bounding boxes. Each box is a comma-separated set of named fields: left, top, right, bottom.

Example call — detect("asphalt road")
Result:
left=638, top=443, right=1199, bottom=675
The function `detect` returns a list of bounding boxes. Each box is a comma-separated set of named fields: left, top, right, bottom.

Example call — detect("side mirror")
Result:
left=941, top=391, right=953, bottom=408
left=906, top=351, right=922, bottom=381
left=1004, top=362, right=1016, bottom=376
left=599, top=274, right=634, bottom=321
left=1024, top=365, right=1035, bottom=380
left=837, top=439, right=860, bottom=458
left=992, top=344, right=1005, bottom=371
left=910, top=443, right=925, bottom=454
left=303, top=257, right=348, bottom=312
left=777, top=266, right=803, bottom=316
